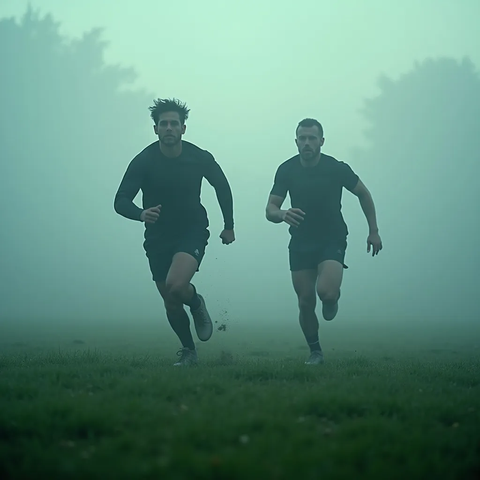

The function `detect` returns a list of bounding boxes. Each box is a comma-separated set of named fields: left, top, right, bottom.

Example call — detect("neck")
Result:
left=159, top=140, right=182, bottom=158
left=300, top=152, right=321, bottom=167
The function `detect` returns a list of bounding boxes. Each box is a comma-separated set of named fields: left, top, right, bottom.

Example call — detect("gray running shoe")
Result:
left=322, top=301, right=339, bottom=321
left=190, top=294, right=213, bottom=341
left=173, top=348, right=198, bottom=366
left=305, top=350, right=324, bottom=365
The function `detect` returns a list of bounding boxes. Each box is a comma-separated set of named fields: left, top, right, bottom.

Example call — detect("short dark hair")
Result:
left=296, top=118, right=324, bottom=137
left=148, top=98, right=190, bottom=125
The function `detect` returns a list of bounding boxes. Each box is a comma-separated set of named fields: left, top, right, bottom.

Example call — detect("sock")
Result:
left=180, top=331, right=196, bottom=351
left=183, top=341, right=195, bottom=351
left=187, top=283, right=201, bottom=310
left=166, top=308, right=196, bottom=350
left=305, top=333, right=321, bottom=353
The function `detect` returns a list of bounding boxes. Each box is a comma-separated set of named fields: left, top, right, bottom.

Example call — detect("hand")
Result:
left=140, top=205, right=161, bottom=224
left=220, top=229, right=235, bottom=245
left=367, top=231, right=383, bottom=256
left=281, top=208, right=305, bottom=227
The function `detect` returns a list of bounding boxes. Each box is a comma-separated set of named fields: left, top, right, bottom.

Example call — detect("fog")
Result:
left=1, top=1, right=479, bottom=338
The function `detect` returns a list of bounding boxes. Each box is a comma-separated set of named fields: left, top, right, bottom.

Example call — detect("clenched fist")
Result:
left=140, top=205, right=161, bottom=224
left=281, top=208, right=306, bottom=228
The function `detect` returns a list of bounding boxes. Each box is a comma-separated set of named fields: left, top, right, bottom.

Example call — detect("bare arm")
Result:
left=265, top=194, right=286, bottom=223
left=351, top=179, right=383, bottom=255
left=266, top=194, right=305, bottom=227
left=351, top=179, right=379, bottom=234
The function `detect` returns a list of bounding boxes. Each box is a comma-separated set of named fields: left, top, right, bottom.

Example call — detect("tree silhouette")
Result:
left=355, top=57, right=480, bottom=321
left=0, top=8, right=154, bottom=321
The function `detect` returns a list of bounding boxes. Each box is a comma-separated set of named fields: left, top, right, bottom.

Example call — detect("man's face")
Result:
left=295, top=126, right=324, bottom=161
left=154, top=111, right=186, bottom=146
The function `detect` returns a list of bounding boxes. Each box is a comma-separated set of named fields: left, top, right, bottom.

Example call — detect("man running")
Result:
left=114, top=98, right=235, bottom=366
left=266, top=118, right=382, bottom=365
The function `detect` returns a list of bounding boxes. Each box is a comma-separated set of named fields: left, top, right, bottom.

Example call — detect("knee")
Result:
left=163, top=298, right=182, bottom=312
left=298, top=294, right=316, bottom=312
left=165, top=280, right=189, bottom=302
left=317, top=288, right=339, bottom=304
left=163, top=290, right=183, bottom=311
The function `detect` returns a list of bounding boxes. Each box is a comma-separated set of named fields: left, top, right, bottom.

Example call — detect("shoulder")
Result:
left=276, top=154, right=300, bottom=174
left=137, top=141, right=158, bottom=156
left=127, top=141, right=157, bottom=170
left=320, top=153, right=341, bottom=165
left=321, top=153, right=355, bottom=172
left=182, top=140, right=215, bottom=162
left=322, top=153, right=359, bottom=189
left=133, top=141, right=158, bottom=162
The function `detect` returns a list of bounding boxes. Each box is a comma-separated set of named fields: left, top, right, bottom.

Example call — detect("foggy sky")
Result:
left=1, top=0, right=479, bottom=330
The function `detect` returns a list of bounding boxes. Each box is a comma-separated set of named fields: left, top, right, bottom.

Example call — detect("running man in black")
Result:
left=114, top=98, right=235, bottom=366
left=266, top=118, right=382, bottom=365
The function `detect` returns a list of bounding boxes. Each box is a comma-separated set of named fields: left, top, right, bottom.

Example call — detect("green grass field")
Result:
left=1, top=319, right=479, bottom=479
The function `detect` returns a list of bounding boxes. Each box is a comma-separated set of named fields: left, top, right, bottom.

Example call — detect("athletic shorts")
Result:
left=144, top=228, right=210, bottom=282
left=289, top=239, right=348, bottom=272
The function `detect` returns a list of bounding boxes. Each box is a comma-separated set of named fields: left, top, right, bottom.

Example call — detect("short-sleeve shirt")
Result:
left=270, top=153, right=359, bottom=251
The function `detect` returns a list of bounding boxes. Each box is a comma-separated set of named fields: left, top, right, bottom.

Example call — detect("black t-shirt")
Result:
left=114, top=140, right=234, bottom=246
left=270, top=153, right=359, bottom=250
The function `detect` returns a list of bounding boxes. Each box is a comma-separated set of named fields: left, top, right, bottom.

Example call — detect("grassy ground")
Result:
left=0, top=319, right=479, bottom=479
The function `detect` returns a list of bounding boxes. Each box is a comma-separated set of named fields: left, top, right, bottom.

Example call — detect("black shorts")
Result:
left=289, top=239, right=348, bottom=272
left=144, top=228, right=210, bottom=282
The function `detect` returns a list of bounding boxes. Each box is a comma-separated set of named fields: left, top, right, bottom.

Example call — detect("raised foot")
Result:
left=322, top=301, right=339, bottom=321
left=191, top=294, right=213, bottom=341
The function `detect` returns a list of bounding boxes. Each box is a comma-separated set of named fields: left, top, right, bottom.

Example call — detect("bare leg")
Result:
left=317, top=260, right=344, bottom=321
left=156, top=282, right=196, bottom=351
left=156, top=252, right=200, bottom=350
left=164, top=252, right=200, bottom=306
left=161, top=251, right=213, bottom=344
left=292, top=269, right=321, bottom=351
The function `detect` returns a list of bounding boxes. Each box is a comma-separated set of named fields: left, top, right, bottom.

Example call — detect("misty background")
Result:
left=1, top=1, right=479, bottom=340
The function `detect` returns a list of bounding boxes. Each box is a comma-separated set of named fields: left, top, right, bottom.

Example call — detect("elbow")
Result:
left=265, top=206, right=271, bottom=221
left=113, top=195, right=122, bottom=214
left=265, top=206, right=275, bottom=223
